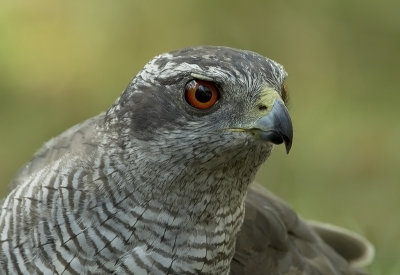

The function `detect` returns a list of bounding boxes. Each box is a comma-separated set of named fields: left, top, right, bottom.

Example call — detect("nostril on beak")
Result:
left=258, top=104, right=268, bottom=111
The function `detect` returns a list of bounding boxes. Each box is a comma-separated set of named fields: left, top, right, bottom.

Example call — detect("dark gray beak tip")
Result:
left=284, top=136, right=293, bottom=154
left=281, top=114, right=293, bottom=154
left=265, top=128, right=293, bottom=154
left=275, top=100, right=293, bottom=154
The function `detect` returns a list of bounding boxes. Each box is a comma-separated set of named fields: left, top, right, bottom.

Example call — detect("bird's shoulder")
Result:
left=9, top=113, right=106, bottom=189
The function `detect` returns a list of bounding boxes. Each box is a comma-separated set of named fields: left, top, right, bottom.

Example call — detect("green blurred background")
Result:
left=1, top=1, right=399, bottom=273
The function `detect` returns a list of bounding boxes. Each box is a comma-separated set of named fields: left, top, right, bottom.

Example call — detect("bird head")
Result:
left=107, top=46, right=293, bottom=168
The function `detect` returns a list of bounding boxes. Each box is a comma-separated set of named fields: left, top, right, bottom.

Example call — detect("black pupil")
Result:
left=195, top=85, right=212, bottom=103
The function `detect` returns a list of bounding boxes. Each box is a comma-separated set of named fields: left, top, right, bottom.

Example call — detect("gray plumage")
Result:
left=233, top=184, right=374, bottom=275
left=0, top=46, right=373, bottom=274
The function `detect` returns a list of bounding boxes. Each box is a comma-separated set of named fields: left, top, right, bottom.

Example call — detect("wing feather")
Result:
left=231, top=183, right=373, bottom=275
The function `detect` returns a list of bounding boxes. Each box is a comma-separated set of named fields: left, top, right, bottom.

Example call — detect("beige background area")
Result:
left=0, top=1, right=398, bottom=273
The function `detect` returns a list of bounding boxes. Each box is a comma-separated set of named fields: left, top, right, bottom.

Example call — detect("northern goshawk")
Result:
left=0, top=46, right=373, bottom=274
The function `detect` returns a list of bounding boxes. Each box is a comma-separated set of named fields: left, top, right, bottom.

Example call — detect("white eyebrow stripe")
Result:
left=189, top=73, right=214, bottom=81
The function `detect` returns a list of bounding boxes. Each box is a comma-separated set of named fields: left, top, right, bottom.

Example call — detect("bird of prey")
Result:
left=0, top=46, right=373, bottom=274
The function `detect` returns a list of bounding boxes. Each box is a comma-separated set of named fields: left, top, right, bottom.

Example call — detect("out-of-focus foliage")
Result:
left=0, top=1, right=399, bottom=273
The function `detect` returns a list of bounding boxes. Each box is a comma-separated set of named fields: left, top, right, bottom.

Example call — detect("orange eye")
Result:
left=185, top=80, right=220, bottom=109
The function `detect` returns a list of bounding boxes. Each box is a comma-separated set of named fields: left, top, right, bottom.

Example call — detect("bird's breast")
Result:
left=115, top=203, right=245, bottom=274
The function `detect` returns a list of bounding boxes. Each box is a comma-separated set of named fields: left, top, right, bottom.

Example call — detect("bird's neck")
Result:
left=117, top=150, right=264, bottom=273
left=97, top=135, right=272, bottom=273
left=101, top=134, right=273, bottom=223
left=127, top=142, right=269, bottom=223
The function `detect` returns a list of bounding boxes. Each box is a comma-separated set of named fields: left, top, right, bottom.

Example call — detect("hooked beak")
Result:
left=253, top=100, right=293, bottom=153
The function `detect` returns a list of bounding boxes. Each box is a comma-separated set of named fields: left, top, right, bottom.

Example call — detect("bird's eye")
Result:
left=185, top=79, right=220, bottom=109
